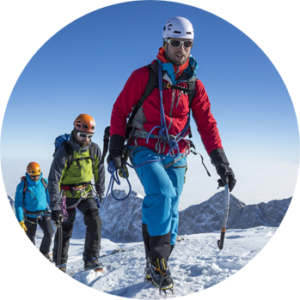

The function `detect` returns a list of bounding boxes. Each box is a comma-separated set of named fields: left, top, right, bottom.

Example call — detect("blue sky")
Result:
left=0, top=1, right=300, bottom=162
left=1, top=0, right=299, bottom=165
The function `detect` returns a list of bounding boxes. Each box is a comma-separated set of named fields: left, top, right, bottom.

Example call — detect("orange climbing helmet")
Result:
left=74, top=114, right=96, bottom=133
left=26, top=162, right=41, bottom=176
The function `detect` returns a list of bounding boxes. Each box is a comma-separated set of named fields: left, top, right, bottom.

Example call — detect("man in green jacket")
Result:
left=48, top=114, right=105, bottom=273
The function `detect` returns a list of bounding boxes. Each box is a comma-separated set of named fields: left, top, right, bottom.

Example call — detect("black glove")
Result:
left=51, top=210, right=64, bottom=224
left=107, top=134, right=126, bottom=170
left=95, top=192, right=103, bottom=203
left=209, top=148, right=236, bottom=192
left=107, top=150, right=123, bottom=170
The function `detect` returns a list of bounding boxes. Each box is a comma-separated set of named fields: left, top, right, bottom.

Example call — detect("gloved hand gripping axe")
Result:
left=217, top=184, right=230, bottom=250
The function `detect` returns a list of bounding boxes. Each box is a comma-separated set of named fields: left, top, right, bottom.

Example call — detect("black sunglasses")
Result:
left=77, top=132, right=93, bottom=139
left=166, top=39, right=193, bottom=48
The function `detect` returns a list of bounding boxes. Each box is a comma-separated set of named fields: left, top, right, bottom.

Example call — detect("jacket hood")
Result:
left=25, top=172, right=44, bottom=187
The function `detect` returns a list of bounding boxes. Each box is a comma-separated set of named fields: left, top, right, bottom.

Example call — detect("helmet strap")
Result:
left=163, top=40, right=169, bottom=58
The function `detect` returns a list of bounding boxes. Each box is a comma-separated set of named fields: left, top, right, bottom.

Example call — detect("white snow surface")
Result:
left=34, top=225, right=276, bottom=298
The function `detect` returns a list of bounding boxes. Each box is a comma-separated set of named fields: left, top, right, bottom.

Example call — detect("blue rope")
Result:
left=100, top=160, right=133, bottom=208
left=146, top=61, right=190, bottom=159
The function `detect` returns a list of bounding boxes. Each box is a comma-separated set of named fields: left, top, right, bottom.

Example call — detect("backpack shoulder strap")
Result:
left=20, top=176, right=27, bottom=204
left=89, top=143, right=96, bottom=174
left=125, top=63, right=158, bottom=138
left=187, top=79, right=197, bottom=138
left=41, top=178, right=48, bottom=190
left=64, top=142, right=74, bottom=171
left=188, top=79, right=197, bottom=108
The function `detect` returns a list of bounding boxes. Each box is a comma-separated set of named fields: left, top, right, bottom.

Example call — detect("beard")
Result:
left=166, top=46, right=189, bottom=66
left=77, top=139, right=90, bottom=147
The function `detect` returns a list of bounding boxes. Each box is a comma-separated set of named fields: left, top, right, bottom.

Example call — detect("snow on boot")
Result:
left=84, top=257, right=103, bottom=272
left=144, top=258, right=152, bottom=282
left=149, top=258, right=173, bottom=294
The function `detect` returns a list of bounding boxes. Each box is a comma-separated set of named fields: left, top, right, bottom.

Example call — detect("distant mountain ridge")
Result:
left=178, top=190, right=291, bottom=235
left=7, top=190, right=292, bottom=242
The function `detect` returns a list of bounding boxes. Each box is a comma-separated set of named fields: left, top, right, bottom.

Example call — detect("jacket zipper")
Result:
left=175, top=88, right=182, bottom=108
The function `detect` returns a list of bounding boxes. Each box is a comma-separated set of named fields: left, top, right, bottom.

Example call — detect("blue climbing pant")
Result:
left=131, top=147, right=187, bottom=259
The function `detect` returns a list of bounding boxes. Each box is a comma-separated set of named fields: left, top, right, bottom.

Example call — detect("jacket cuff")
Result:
left=209, top=148, right=230, bottom=167
left=109, top=134, right=125, bottom=152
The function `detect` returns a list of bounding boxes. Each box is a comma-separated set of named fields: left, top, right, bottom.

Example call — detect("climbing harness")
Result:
left=60, top=183, right=102, bottom=212
left=24, top=210, right=51, bottom=224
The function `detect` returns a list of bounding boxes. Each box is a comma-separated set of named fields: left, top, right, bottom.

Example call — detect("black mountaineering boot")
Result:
left=84, top=257, right=103, bottom=272
left=144, top=258, right=152, bottom=282
left=149, top=257, right=173, bottom=294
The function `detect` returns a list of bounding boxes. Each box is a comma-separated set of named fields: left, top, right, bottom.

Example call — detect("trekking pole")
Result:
left=217, top=184, right=230, bottom=251
left=55, top=217, right=63, bottom=267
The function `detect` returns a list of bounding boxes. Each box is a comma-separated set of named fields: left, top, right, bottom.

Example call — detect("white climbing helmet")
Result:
left=162, top=17, right=194, bottom=40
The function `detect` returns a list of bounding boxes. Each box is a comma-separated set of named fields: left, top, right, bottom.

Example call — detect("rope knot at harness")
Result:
left=168, top=139, right=180, bottom=157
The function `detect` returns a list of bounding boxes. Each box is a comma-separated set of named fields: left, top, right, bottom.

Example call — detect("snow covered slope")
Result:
left=8, top=190, right=291, bottom=242
left=33, top=226, right=277, bottom=298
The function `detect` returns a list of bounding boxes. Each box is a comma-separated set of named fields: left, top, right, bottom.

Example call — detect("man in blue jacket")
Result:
left=15, top=162, right=54, bottom=260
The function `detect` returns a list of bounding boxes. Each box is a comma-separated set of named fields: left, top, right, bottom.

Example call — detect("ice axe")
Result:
left=217, top=184, right=230, bottom=250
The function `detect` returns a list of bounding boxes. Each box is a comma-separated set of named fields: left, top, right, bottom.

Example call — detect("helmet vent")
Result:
left=174, top=31, right=181, bottom=34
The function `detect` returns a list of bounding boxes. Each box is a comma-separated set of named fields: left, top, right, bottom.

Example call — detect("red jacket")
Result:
left=110, top=57, right=222, bottom=155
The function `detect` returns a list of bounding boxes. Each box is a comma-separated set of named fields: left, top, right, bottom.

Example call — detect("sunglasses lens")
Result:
left=169, top=39, right=193, bottom=48
left=79, top=133, right=93, bottom=138
left=184, top=41, right=193, bottom=47
left=170, top=40, right=181, bottom=47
